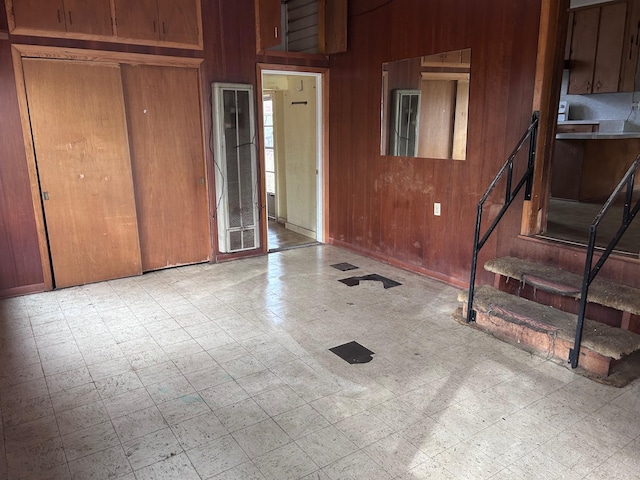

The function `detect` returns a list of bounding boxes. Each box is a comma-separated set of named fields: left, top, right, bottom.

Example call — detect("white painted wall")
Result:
left=262, top=74, right=318, bottom=238
left=282, top=76, right=317, bottom=238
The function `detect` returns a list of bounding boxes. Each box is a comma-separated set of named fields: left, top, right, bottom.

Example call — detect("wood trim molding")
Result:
left=0, top=283, right=46, bottom=300
left=256, top=63, right=330, bottom=247
left=12, top=44, right=204, bottom=67
left=525, top=0, right=571, bottom=236
left=420, top=71, right=470, bottom=81
left=328, top=238, right=468, bottom=288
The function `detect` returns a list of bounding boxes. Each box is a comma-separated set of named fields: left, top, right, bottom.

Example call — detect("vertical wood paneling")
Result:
left=0, top=39, right=44, bottom=296
left=330, top=0, right=542, bottom=286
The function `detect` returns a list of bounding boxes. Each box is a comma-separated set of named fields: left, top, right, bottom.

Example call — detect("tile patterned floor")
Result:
left=0, top=245, right=639, bottom=479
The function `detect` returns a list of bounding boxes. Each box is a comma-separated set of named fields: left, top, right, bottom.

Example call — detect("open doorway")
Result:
left=539, top=0, right=640, bottom=256
left=260, top=70, right=324, bottom=251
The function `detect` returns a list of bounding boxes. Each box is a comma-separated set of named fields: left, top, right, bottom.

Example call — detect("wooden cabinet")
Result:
left=9, top=0, right=112, bottom=36
left=566, top=1, right=640, bottom=94
left=568, top=2, right=627, bottom=94
left=114, top=0, right=200, bottom=46
left=10, top=0, right=66, bottom=32
left=254, top=0, right=281, bottom=52
left=6, top=0, right=202, bottom=49
left=254, top=0, right=347, bottom=54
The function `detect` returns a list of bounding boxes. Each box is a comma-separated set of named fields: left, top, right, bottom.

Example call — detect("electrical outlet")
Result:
left=434, top=203, right=441, bottom=216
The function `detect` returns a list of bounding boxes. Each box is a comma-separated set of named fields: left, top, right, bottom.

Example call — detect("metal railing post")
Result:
left=465, top=112, right=539, bottom=325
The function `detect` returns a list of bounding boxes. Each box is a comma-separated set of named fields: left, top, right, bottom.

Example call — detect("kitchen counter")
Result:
left=556, top=132, right=640, bottom=140
left=556, top=120, right=640, bottom=139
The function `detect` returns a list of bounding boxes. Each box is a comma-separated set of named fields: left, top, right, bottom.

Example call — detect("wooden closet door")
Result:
left=22, top=59, right=142, bottom=288
left=121, top=65, right=210, bottom=271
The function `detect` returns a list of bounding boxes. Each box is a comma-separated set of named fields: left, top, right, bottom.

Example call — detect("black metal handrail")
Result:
left=466, top=112, right=539, bottom=322
left=569, top=154, right=640, bottom=368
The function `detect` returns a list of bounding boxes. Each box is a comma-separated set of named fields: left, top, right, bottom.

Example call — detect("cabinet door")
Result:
left=157, top=0, right=200, bottom=45
left=255, top=0, right=282, bottom=52
left=114, top=0, right=159, bottom=41
left=122, top=65, right=210, bottom=271
left=22, top=59, right=142, bottom=288
left=63, top=0, right=112, bottom=35
left=568, top=7, right=599, bottom=94
left=593, top=2, right=627, bottom=93
left=321, top=0, right=347, bottom=54
left=9, top=0, right=66, bottom=32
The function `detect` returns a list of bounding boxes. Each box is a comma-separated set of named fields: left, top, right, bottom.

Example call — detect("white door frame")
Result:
left=258, top=67, right=326, bottom=245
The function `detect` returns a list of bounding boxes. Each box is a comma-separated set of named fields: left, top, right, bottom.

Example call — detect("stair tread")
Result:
left=485, top=256, right=640, bottom=316
left=459, top=285, right=640, bottom=359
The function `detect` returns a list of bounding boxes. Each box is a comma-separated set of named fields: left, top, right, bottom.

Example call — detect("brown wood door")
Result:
left=10, top=0, right=66, bottom=32
left=22, top=59, right=142, bottom=288
left=157, top=0, right=199, bottom=45
left=255, top=0, right=281, bottom=52
left=121, top=65, right=210, bottom=271
left=63, top=0, right=113, bottom=35
left=114, top=0, right=159, bottom=41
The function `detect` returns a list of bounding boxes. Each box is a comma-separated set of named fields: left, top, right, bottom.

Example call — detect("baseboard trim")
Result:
left=327, top=238, right=466, bottom=288
left=0, top=283, right=46, bottom=299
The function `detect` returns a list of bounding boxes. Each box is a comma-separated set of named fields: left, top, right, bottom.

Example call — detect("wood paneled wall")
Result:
left=0, top=0, right=330, bottom=297
left=0, top=34, right=44, bottom=297
left=1, top=0, right=636, bottom=296
left=328, top=0, right=542, bottom=286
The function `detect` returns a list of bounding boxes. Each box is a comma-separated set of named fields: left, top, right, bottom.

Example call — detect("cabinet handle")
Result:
left=68, top=11, right=72, bottom=25
left=274, top=26, right=278, bottom=39
left=162, top=22, right=166, bottom=35
left=57, top=9, right=61, bottom=23
left=153, top=20, right=156, bottom=33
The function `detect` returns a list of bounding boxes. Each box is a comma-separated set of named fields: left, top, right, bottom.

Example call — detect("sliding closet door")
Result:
left=121, top=65, right=210, bottom=271
left=22, top=59, right=142, bottom=288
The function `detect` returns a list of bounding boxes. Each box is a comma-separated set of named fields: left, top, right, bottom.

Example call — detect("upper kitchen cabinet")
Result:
left=255, top=0, right=282, bottom=52
left=254, top=0, right=347, bottom=55
left=114, top=0, right=202, bottom=48
left=5, top=0, right=202, bottom=49
left=7, top=0, right=112, bottom=36
left=567, top=0, right=640, bottom=94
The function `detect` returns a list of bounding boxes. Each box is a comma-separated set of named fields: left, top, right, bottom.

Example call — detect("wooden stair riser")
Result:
left=462, top=304, right=614, bottom=377
left=497, top=276, right=640, bottom=333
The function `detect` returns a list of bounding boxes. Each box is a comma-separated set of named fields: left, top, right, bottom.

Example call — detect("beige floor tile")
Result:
left=134, top=452, right=200, bottom=480
left=67, top=445, right=132, bottom=480
left=1, top=246, right=639, bottom=480
left=362, top=433, right=430, bottom=477
left=122, top=427, right=183, bottom=471
left=253, top=442, right=318, bottom=480
left=232, top=418, right=291, bottom=458
left=186, top=434, right=249, bottom=478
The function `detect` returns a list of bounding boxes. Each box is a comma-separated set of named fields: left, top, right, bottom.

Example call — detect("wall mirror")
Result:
left=381, top=48, right=471, bottom=160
